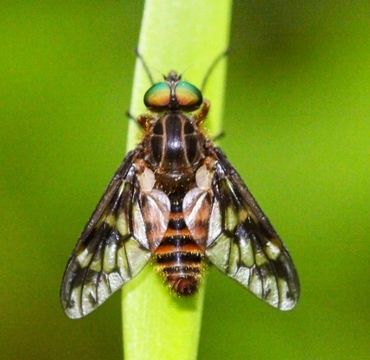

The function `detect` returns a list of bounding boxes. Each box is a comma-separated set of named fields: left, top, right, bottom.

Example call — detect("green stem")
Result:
left=122, top=1, right=232, bottom=359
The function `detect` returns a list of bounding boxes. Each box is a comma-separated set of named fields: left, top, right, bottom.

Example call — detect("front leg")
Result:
left=126, top=112, right=157, bottom=130
left=193, top=100, right=210, bottom=125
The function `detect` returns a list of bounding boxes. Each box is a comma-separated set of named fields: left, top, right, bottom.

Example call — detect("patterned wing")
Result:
left=61, top=150, right=170, bottom=319
left=208, top=148, right=300, bottom=310
left=185, top=148, right=300, bottom=310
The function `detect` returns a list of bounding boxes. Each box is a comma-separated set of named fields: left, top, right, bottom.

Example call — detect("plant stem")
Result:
left=122, top=1, right=232, bottom=359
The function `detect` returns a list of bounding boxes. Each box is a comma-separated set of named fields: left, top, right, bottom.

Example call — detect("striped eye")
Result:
left=175, top=81, right=203, bottom=110
left=144, top=82, right=171, bottom=109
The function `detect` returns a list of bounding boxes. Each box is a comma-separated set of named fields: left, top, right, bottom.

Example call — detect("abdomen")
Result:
left=154, top=198, right=204, bottom=295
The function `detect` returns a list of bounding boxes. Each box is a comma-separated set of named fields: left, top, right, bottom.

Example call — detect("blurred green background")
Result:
left=0, top=1, right=369, bottom=359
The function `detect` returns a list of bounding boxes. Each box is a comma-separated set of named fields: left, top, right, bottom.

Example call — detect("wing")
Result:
left=185, top=148, right=300, bottom=310
left=61, top=150, right=170, bottom=319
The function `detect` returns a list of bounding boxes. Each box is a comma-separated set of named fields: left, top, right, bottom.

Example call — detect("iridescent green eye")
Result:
left=144, top=82, right=171, bottom=108
left=175, top=81, right=203, bottom=109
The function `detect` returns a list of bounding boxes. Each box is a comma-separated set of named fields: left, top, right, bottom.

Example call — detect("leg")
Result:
left=193, top=100, right=210, bottom=125
left=126, top=111, right=154, bottom=129
left=211, top=131, right=225, bottom=142
left=126, top=111, right=136, bottom=122
left=193, top=100, right=224, bottom=141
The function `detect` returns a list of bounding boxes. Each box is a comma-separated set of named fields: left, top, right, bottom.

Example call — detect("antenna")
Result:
left=135, top=48, right=155, bottom=85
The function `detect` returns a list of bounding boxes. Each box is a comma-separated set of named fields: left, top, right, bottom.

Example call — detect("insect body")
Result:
left=142, top=86, right=207, bottom=295
left=61, top=71, right=300, bottom=319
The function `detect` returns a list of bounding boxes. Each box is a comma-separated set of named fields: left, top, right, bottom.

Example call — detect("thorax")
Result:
left=144, top=111, right=204, bottom=189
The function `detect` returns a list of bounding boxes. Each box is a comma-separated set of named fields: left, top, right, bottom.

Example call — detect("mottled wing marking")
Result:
left=141, top=189, right=171, bottom=249
left=61, top=150, right=153, bottom=319
left=186, top=149, right=299, bottom=310
left=135, top=164, right=171, bottom=250
left=183, top=188, right=211, bottom=247
left=182, top=162, right=215, bottom=247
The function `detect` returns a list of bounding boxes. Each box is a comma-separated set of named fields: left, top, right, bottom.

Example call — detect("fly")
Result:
left=61, top=57, right=299, bottom=319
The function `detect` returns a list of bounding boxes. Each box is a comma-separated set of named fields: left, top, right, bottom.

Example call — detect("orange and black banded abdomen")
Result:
left=154, top=199, right=204, bottom=295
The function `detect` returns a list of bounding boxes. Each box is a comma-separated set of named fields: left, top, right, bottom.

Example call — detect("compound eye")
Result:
left=175, top=81, right=203, bottom=110
left=144, top=82, right=171, bottom=109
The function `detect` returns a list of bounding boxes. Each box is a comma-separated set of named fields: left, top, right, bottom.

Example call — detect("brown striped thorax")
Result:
left=61, top=69, right=300, bottom=319
left=141, top=72, right=206, bottom=187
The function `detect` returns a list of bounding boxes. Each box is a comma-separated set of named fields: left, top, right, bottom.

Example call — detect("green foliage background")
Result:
left=0, top=2, right=369, bottom=359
